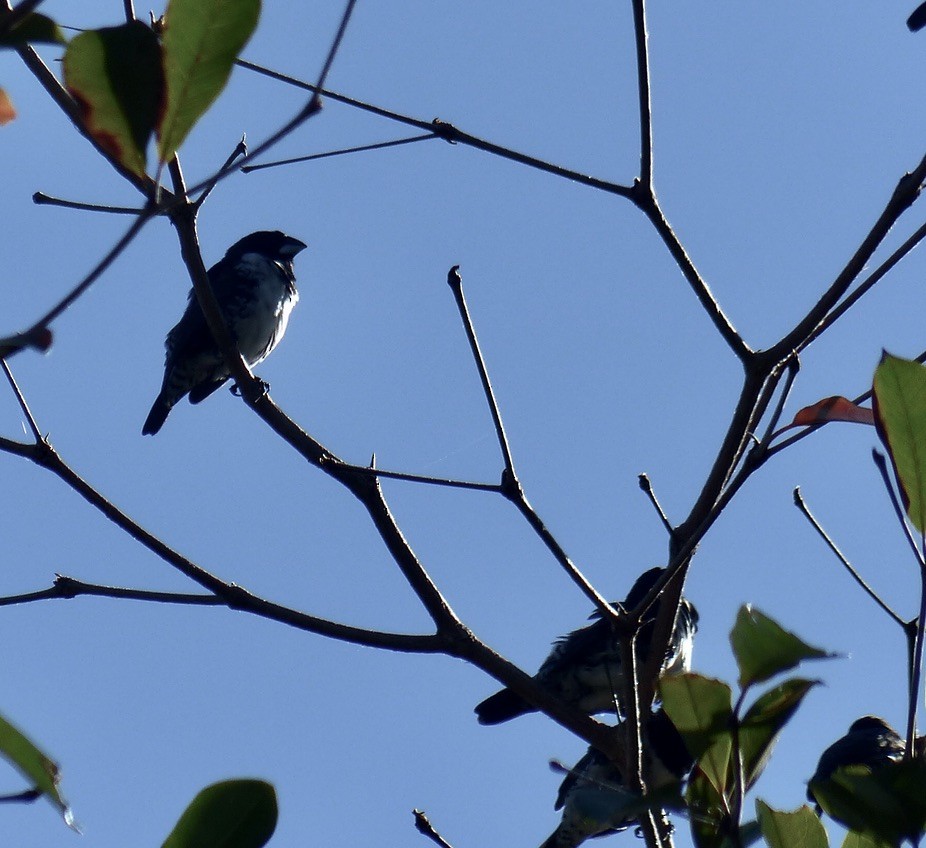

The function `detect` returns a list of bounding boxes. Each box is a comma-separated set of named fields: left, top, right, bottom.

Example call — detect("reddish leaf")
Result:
left=785, top=396, right=874, bottom=431
left=0, top=88, right=15, bottom=125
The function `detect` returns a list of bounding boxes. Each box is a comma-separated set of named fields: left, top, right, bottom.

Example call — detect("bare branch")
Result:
left=193, top=136, right=248, bottom=210
left=755, top=355, right=800, bottom=449
left=636, top=193, right=750, bottom=360
left=177, top=0, right=359, bottom=200
left=0, top=788, right=42, bottom=805
left=33, top=192, right=146, bottom=215
left=446, top=266, right=515, bottom=474
left=638, top=473, right=673, bottom=537
left=444, top=266, right=617, bottom=616
left=0, top=359, right=42, bottom=442
left=793, top=486, right=906, bottom=627
left=236, top=59, right=635, bottom=198
left=309, top=0, right=358, bottom=110
left=770, top=151, right=926, bottom=360
left=241, top=133, right=437, bottom=174
left=325, top=459, right=501, bottom=493
left=413, top=810, right=455, bottom=848
left=9, top=32, right=158, bottom=197
left=796, top=216, right=926, bottom=353
left=0, top=575, right=223, bottom=608
left=630, top=0, right=653, bottom=187
left=907, top=570, right=926, bottom=756
left=0, top=574, right=443, bottom=653
left=871, top=450, right=926, bottom=569
left=0, top=210, right=154, bottom=360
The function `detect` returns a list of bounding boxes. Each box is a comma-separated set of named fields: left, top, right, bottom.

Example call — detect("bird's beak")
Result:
left=280, top=237, right=308, bottom=258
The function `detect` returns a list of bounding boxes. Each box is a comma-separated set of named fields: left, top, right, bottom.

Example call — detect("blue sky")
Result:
left=2, top=2, right=926, bottom=846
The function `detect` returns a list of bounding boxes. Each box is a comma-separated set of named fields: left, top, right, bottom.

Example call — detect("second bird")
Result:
left=475, top=567, right=698, bottom=725
left=142, top=230, right=307, bottom=435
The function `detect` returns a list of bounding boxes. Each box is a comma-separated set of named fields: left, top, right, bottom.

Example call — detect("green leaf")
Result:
left=810, top=758, right=926, bottom=846
left=756, top=800, right=828, bottom=848
left=687, top=767, right=730, bottom=848
left=739, top=678, right=819, bottom=789
left=0, top=712, right=74, bottom=828
left=842, top=832, right=895, bottom=848
left=730, top=605, right=833, bottom=688
left=63, top=22, right=164, bottom=177
left=161, top=779, right=277, bottom=848
left=0, top=12, right=66, bottom=46
left=660, top=674, right=734, bottom=798
left=872, top=352, right=926, bottom=532
left=660, top=674, right=734, bottom=759
left=157, top=0, right=261, bottom=161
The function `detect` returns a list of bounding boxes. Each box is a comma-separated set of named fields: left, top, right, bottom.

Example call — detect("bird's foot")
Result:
left=230, top=378, right=271, bottom=398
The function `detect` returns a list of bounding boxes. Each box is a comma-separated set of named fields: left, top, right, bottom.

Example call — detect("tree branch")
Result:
left=769, top=150, right=926, bottom=360
left=630, top=0, right=653, bottom=188
left=241, top=133, right=437, bottom=173
left=793, top=486, right=906, bottom=627
left=236, top=59, right=635, bottom=198
left=0, top=209, right=154, bottom=359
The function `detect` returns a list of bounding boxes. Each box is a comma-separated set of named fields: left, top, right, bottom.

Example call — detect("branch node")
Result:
left=431, top=118, right=457, bottom=144
left=53, top=574, right=80, bottom=598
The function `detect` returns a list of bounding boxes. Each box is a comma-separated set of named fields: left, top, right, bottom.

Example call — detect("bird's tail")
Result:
left=474, top=688, right=534, bottom=725
left=142, top=394, right=173, bottom=435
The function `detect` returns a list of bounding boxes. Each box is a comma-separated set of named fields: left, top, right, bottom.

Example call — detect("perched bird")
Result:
left=142, top=230, right=307, bottom=435
left=475, top=567, right=698, bottom=725
left=806, top=715, right=906, bottom=815
left=541, top=709, right=693, bottom=848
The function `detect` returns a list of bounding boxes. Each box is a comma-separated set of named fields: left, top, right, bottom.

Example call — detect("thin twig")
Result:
left=32, top=209, right=154, bottom=331
left=727, top=687, right=750, bottom=848
left=630, top=0, right=653, bottom=188
left=308, top=0, right=357, bottom=110
left=11, top=35, right=157, bottom=197
left=507, top=482, right=617, bottom=618
left=413, top=810, right=455, bottom=848
left=906, top=566, right=926, bottom=756
left=241, top=133, right=437, bottom=173
left=326, top=459, right=501, bottom=493
left=0, top=210, right=154, bottom=360
left=193, top=136, right=248, bottom=211
left=445, top=269, right=615, bottom=615
left=172, top=0, right=359, bottom=202
left=0, top=788, right=42, bottom=805
left=755, top=355, right=800, bottom=449
left=638, top=473, right=673, bottom=536
left=871, top=450, right=926, bottom=568
left=766, top=343, right=926, bottom=456
left=638, top=195, right=750, bottom=361
left=673, top=371, right=769, bottom=553
left=446, top=266, right=514, bottom=473
left=769, top=151, right=926, bottom=362
left=0, top=575, right=223, bottom=608
left=797, top=217, right=926, bottom=353
left=0, top=436, right=442, bottom=653
left=793, top=486, right=905, bottom=626
left=0, top=359, right=42, bottom=442
left=236, top=59, right=635, bottom=198
left=32, top=192, right=147, bottom=215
